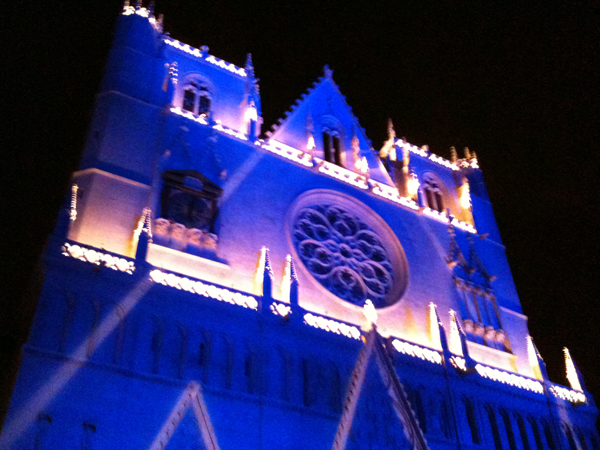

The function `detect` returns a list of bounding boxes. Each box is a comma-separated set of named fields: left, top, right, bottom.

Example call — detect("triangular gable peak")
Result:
left=267, top=68, right=393, bottom=185
left=332, top=328, right=429, bottom=450
left=148, top=382, right=220, bottom=450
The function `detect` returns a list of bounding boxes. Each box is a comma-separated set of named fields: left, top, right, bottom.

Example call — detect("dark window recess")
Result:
left=464, top=399, right=480, bottom=444
left=183, top=89, right=195, bottom=112
left=322, top=131, right=343, bottom=166
left=501, top=410, right=518, bottom=450
left=544, top=421, right=558, bottom=450
left=528, top=417, right=544, bottom=450
left=182, top=82, right=211, bottom=116
left=486, top=407, right=503, bottom=450
left=198, top=88, right=211, bottom=114
left=516, top=414, right=531, bottom=450
left=160, top=171, right=222, bottom=233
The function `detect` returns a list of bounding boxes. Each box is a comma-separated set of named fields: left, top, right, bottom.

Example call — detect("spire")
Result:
left=256, top=246, right=273, bottom=299
left=305, top=113, right=315, bottom=157
left=323, top=64, right=333, bottom=79
left=407, top=165, right=419, bottom=197
left=429, top=303, right=451, bottom=361
left=362, top=300, right=377, bottom=331
left=464, top=147, right=471, bottom=160
left=379, top=119, right=397, bottom=160
left=449, top=310, right=476, bottom=371
left=467, top=233, right=494, bottom=286
left=387, top=118, right=396, bottom=141
left=281, top=254, right=299, bottom=306
left=134, top=207, right=153, bottom=261
left=527, top=336, right=543, bottom=380
left=245, top=53, right=254, bottom=77
left=564, top=347, right=585, bottom=391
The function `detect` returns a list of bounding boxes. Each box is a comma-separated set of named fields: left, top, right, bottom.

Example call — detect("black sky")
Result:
left=3, top=0, right=599, bottom=405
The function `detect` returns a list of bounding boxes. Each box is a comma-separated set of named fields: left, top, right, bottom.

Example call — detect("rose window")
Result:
left=291, top=204, right=398, bottom=308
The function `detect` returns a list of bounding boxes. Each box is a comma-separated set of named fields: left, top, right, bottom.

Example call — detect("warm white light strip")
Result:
left=303, top=313, right=361, bottom=340
left=550, top=385, right=586, bottom=404
left=370, top=180, right=420, bottom=210
left=170, top=107, right=208, bottom=125
left=122, top=6, right=162, bottom=32
left=270, top=302, right=292, bottom=317
left=163, top=38, right=247, bottom=77
left=318, top=160, right=369, bottom=189
left=392, top=339, right=443, bottom=365
left=149, top=269, right=259, bottom=310
left=169, top=108, right=248, bottom=141
left=475, top=362, right=544, bottom=393
left=263, top=140, right=313, bottom=167
left=395, top=141, right=462, bottom=171
left=62, top=243, right=135, bottom=274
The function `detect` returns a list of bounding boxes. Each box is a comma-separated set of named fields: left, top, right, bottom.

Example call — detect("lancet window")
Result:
left=455, top=277, right=506, bottom=351
left=420, top=172, right=446, bottom=212
left=182, top=81, right=211, bottom=116
left=322, top=128, right=343, bottom=166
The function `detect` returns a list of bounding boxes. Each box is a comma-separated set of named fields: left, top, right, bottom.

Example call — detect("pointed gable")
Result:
left=267, top=68, right=394, bottom=185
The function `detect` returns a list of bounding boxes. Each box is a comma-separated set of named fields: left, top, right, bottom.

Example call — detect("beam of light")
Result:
left=0, top=278, right=153, bottom=448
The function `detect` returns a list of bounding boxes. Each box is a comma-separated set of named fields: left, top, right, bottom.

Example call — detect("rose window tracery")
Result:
left=292, top=204, right=397, bottom=308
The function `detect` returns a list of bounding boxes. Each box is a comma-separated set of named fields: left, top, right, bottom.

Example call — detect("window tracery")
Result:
left=182, top=80, right=211, bottom=116
left=289, top=191, right=408, bottom=309
left=420, top=172, right=445, bottom=212
left=155, top=171, right=222, bottom=258
left=322, top=128, right=343, bottom=166
left=292, top=204, right=394, bottom=307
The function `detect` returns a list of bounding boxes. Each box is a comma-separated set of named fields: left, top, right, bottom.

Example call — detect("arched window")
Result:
left=244, top=348, right=257, bottom=395
left=564, top=425, right=578, bottom=450
left=576, top=427, right=589, bottom=450
left=277, top=348, right=291, bottom=402
left=151, top=316, right=164, bottom=374
left=406, top=385, right=427, bottom=434
left=329, top=363, right=342, bottom=413
left=528, top=416, right=544, bottom=450
left=515, top=413, right=531, bottom=450
left=302, top=359, right=314, bottom=407
left=463, top=398, right=480, bottom=444
left=198, top=329, right=212, bottom=384
left=500, top=409, right=518, bottom=450
left=543, top=420, right=558, bottom=450
left=322, top=128, right=343, bottom=166
left=485, top=405, right=503, bottom=450
left=421, top=172, right=446, bottom=213
left=182, top=80, right=211, bottom=116
left=176, top=323, right=188, bottom=379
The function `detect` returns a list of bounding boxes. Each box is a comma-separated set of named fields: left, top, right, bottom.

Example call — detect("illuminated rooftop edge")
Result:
left=62, top=242, right=583, bottom=403
left=170, top=107, right=477, bottom=233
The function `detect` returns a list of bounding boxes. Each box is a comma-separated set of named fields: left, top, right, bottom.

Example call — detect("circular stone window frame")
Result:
left=286, top=189, right=409, bottom=311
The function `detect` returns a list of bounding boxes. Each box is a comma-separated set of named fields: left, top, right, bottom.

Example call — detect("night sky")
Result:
left=4, top=0, right=599, bottom=410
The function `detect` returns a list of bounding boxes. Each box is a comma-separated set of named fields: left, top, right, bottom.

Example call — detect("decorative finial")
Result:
left=387, top=118, right=396, bottom=141
left=245, top=53, right=254, bottom=71
left=450, top=146, right=457, bottom=163
left=407, top=166, right=419, bottom=197
left=148, top=1, right=154, bottom=15
left=123, top=0, right=130, bottom=8
left=470, top=150, right=477, bottom=161
left=323, top=64, right=333, bottom=79
left=363, top=299, right=377, bottom=330
left=200, top=45, right=209, bottom=54
left=464, top=147, right=471, bottom=160
left=135, top=0, right=142, bottom=9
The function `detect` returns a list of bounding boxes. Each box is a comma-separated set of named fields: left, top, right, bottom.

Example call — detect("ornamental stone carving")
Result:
left=289, top=191, right=408, bottom=308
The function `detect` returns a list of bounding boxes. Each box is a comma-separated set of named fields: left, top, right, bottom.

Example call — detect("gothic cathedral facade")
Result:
left=1, top=4, right=598, bottom=449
